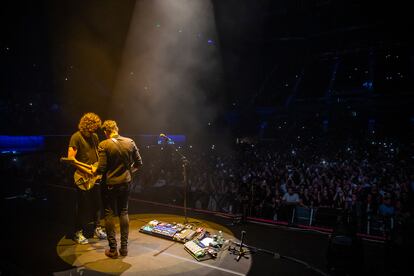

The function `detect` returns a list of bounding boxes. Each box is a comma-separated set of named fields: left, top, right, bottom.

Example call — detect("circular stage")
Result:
left=56, top=213, right=252, bottom=275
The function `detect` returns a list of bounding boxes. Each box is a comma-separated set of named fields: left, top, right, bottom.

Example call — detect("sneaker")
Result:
left=74, top=230, right=89, bottom=244
left=119, top=247, right=128, bottom=257
left=94, top=226, right=107, bottom=240
left=105, top=248, right=119, bottom=259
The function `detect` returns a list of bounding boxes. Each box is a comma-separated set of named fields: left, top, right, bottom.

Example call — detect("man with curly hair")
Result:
left=68, top=112, right=107, bottom=244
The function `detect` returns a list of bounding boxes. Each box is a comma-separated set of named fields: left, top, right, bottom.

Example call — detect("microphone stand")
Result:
left=228, top=230, right=250, bottom=261
left=161, top=136, right=190, bottom=224
left=181, top=156, right=190, bottom=224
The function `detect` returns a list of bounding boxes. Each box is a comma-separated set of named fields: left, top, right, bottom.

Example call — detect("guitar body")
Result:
left=74, top=169, right=102, bottom=191
left=60, top=157, right=102, bottom=191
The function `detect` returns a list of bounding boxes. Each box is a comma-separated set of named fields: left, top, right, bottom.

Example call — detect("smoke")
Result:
left=109, top=0, right=223, bottom=139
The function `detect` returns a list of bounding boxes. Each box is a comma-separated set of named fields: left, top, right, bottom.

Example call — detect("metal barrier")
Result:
left=276, top=206, right=340, bottom=228
left=277, top=205, right=394, bottom=236
left=131, top=186, right=395, bottom=237
left=293, top=206, right=313, bottom=226
left=367, top=214, right=394, bottom=236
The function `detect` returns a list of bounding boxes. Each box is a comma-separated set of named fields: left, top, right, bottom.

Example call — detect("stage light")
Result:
left=109, top=0, right=222, bottom=135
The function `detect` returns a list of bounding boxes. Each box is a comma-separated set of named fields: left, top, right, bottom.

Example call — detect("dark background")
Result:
left=1, top=0, right=412, bottom=138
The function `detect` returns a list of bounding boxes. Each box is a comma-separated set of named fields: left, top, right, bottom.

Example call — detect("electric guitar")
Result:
left=60, top=157, right=102, bottom=191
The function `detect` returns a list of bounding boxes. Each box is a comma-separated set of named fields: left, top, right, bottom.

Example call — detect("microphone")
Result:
left=159, top=133, right=172, bottom=141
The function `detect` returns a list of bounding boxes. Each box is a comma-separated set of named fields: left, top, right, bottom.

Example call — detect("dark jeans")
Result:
left=102, top=182, right=130, bottom=250
left=75, top=184, right=103, bottom=237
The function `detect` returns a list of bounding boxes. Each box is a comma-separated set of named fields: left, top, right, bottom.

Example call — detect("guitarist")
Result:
left=96, top=120, right=143, bottom=258
left=68, top=112, right=107, bottom=244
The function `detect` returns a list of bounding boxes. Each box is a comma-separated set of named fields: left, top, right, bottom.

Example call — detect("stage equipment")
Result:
left=139, top=219, right=226, bottom=261
left=228, top=230, right=250, bottom=261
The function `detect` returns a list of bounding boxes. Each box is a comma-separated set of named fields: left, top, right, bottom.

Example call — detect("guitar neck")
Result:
left=60, top=157, right=95, bottom=174
left=72, top=159, right=93, bottom=170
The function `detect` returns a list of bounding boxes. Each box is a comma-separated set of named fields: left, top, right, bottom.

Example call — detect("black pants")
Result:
left=102, top=183, right=130, bottom=250
left=75, top=184, right=103, bottom=237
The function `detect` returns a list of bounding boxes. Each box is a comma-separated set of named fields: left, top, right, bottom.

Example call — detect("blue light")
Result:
left=133, top=134, right=186, bottom=146
left=157, top=134, right=186, bottom=145
left=260, top=122, right=268, bottom=129
left=0, top=136, right=45, bottom=153
left=362, top=81, right=373, bottom=90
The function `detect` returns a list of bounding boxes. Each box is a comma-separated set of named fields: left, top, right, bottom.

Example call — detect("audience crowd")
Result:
left=2, top=119, right=413, bottom=238
left=136, top=121, right=413, bottom=236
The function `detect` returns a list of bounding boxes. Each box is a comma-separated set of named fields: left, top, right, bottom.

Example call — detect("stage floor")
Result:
left=2, top=186, right=388, bottom=276
left=55, top=214, right=252, bottom=276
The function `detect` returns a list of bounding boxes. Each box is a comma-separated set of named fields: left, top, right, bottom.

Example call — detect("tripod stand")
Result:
left=228, top=230, right=250, bottom=261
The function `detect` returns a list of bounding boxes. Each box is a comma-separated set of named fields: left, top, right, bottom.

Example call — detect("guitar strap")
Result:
left=111, top=137, right=132, bottom=174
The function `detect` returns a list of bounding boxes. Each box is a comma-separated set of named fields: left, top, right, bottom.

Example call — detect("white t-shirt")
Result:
left=283, top=192, right=299, bottom=203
